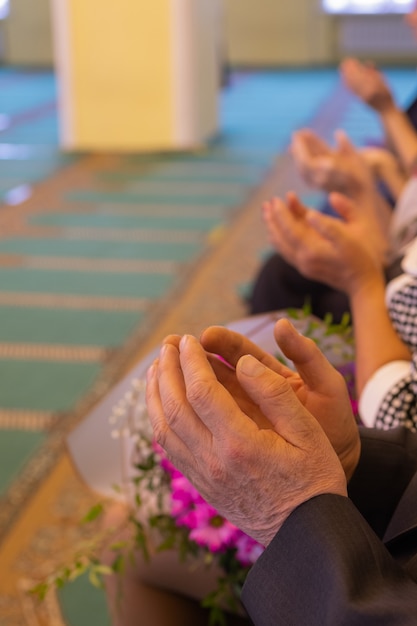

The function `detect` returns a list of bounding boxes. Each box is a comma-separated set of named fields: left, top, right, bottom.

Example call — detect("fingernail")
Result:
left=238, top=354, right=266, bottom=377
left=179, top=335, right=191, bottom=350
left=147, top=362, right=156, bottom=382
left=160, top=344, right=169, bottom=358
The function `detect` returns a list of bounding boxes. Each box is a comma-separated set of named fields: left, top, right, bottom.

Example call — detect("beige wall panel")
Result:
left=223, top=0, right=335, bottom=66
left=4, top=0, right=53, bottom=65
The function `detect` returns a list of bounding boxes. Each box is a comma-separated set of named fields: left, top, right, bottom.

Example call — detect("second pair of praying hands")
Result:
left=291, top=127, right=406, bottom=216
left=262, top=190, right=387, bottom=293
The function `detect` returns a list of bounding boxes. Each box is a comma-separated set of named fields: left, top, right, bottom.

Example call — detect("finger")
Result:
left=327, top=192, right=357, bottom=222
left=156, top=342, right=216, bottom=449
left=334, top=129, right=355, bottom=155
left=236, top=354, right=324, bottom=445
left=207, top=350, right=237, bottom=381
left=261, top=199, right=270, bottom=209
left=162, top=334, right=182, bottom=348
left=305, top=206, right=346, bottom=244
left=201, top=325, right=289, bottom=375
left=263, top=198, right=296, bottom=254
left=265, top=200, right=327, bottom=272
left=146, top=357, right=193, bottom=466
left=286, top=191, right=308, bottom=218
left=273, top=318, right=340, bottom=392
left=301, top=130, right=330, bottom=156
left=206, top=350, right=275, bottom=429
left=265, top=197, right=304, bottom=247
left=178, top=335, right=257, bottom=440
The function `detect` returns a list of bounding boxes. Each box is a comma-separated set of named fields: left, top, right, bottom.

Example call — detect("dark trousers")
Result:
left=248, top=253, right=403, bottom=323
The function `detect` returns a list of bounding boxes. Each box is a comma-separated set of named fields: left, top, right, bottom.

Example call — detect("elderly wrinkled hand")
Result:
left=146, top=329, right=348, bottom=548
left=201, top=318, right=360, bottom=480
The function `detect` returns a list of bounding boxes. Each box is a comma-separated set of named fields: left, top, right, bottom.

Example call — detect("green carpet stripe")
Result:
left=0, top=361, right=101, bottom=411
left=64, top=190, right=243, bottom=205
left=121, top=180, right=247, bottom=194
left=0, top=238, right=200, bottom=261
left=30, top=212, right=224, bottom=231
left=97, top=166, right=263, bottom=184
left=106, top=182, right=248, bottom=198
left=0, top=268, right=174, bottom=298
left=0, top=431, right=45, bottom=496
left=96, top=204, right=236, bottom=217
left=21, top=257, right=176, bottom=274
left=30, top=227, right=204, bottom=244
left=0, top=292, right=148, bottom=311
left=0, top=307, right=143, bottom=346
left=119, top=160, right=266, bottom=175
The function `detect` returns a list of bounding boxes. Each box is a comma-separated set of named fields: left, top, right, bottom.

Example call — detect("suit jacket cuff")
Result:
left=241, top=494, right=415, bottom=626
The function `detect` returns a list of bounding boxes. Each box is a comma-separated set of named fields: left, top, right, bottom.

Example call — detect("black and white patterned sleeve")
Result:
left=373, top=353, right=417, bottom=431
left=359, top=359, right=414, bottom=429
left=359, top=265, right=417, bottom=431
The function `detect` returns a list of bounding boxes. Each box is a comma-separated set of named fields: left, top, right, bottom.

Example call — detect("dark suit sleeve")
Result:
left=241, top=495, right=417, bottom=626
left=348, top=426, right=417, bottom=538
left=241, top=427, right=417, bottom=626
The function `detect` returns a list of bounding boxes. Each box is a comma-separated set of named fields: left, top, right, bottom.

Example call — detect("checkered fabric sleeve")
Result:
left=373, top=352, right=417, bottom=431
left=360, top=271, right=417, bottom=429
left=371, top=275, right=417, bottom=431
left=388, top=277, right=417, bottom=352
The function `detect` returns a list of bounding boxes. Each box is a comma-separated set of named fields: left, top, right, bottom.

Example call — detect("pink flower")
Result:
left=234, top=532, right=264, bottom=566
left=187, top=502, right=238, bottom=552
left=170, top=475, right=203, bottom=517
left=156, top=440, right=264, bottom=559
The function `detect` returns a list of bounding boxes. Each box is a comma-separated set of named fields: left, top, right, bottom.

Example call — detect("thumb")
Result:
left=334, top=129, right=355, bottom=155
left=236, top=354, right=321, bottom=445
left=328, top=191, right=358, bottom=222
left=305, top=207, right=346, bottom=246
left=273, top=318, right=336, bottom=392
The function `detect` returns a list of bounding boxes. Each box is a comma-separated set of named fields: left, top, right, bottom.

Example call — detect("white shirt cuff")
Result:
left=359, top=361, right=412, bottom=427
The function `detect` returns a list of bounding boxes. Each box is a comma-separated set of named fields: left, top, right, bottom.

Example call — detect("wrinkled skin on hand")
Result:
left=200, top=319, right=360, bottom=481
left=146, top=321, right=355, bottom=548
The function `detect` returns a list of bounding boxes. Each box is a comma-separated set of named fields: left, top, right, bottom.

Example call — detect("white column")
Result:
left=50, top=0, right=219, bottom=152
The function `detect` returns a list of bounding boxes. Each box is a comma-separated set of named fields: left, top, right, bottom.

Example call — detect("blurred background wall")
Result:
left=0, top=0, right=416, bottom=69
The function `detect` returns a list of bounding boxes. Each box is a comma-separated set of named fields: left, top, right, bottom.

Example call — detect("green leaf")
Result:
left=110, top=541, right=128, bottom=551
left=93, top=564, right=113, bottom=576
left=68, top=561, right=88, bottom=580
left=111, top=554, right=125, bottom=574
left=82, top=503, right=104, bottom=524
left=88, top=568, right=103, bottom=588
left=29, top=582, right=49, bottom=601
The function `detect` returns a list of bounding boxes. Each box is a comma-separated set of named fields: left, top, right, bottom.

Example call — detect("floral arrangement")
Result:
left=32, top=307, right=356, bottom=626
left=116, top=380, right=264, bottom=624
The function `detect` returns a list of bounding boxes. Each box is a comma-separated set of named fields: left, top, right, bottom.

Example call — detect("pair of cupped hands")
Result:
left=263, top=126, right=392, bottom=296
left=146, top=319, right=360, bottom=549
